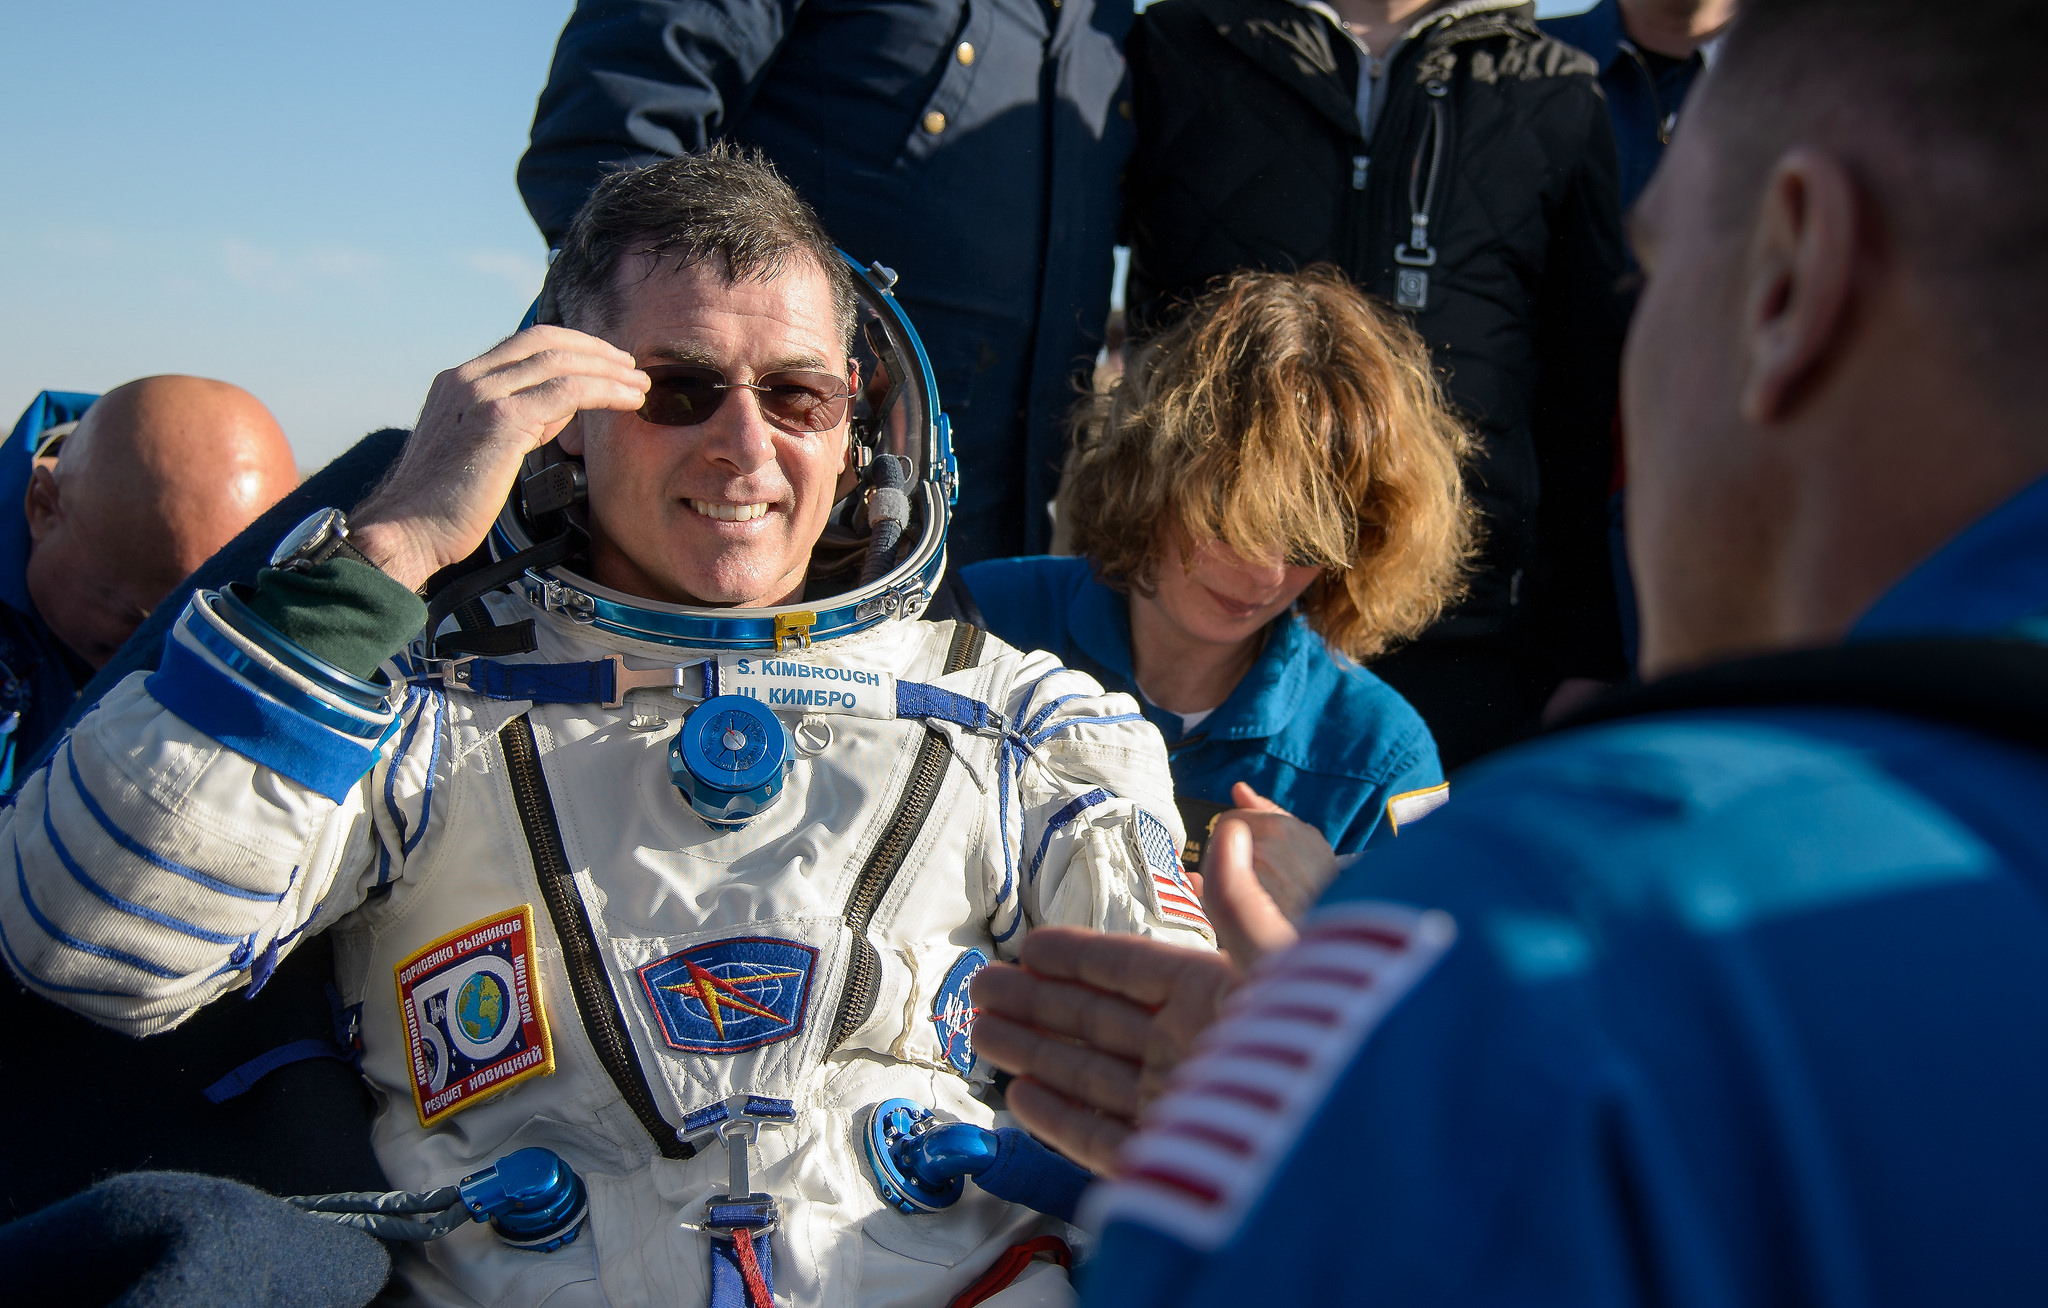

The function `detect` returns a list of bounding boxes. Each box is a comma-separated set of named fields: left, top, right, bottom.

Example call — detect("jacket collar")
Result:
left=1853, top=470, right=2048, bottom=641
left=1067, top=570, right=1138, bottom=683
left=1415, top=0, right=1535, bottom=32
left=1197, top=613, right=1317, bottom=741
left=1188, top=0, right=1536, bottom=142
left=1543, top=0, right=1625, bottom=69
left=1191, top=0, right=1364, bottom=140
left=1064, top=573, right=1316, bottom=743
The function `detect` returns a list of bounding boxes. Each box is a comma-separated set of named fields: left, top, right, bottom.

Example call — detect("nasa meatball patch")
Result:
left=394, top=905, right=555, bottom=1128
left=637, top=937, right=819, bottom=1054
left=931, top=948, right=988, bottom=1076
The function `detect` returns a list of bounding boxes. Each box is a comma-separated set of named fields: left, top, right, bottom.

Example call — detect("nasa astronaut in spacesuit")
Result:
left=0, top=146, right=1212, bottom=1307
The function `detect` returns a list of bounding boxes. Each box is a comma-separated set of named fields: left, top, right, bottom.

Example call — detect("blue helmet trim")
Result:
left=497, top=521, right=949, bottom=651
left=843, top=253, right=955, bottom=506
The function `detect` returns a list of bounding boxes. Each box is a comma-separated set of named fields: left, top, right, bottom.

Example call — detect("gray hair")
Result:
left=541, top=142, right=859, bottom=350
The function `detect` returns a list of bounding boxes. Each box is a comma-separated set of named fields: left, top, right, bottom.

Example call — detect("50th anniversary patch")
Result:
left=394, top=905, right=555, bottom=1128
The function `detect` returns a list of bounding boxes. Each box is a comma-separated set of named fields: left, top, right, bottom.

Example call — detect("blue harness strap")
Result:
left=445, top=657, right=1014, bottom=728
left=440, top=655, right=1098, bottom=944
left=202, top=1037, right=351, bottom=1104
left=459, top=658, right=616, bottom=705
left=895, top=679, right=1003, bottom=731
left=708, top=1227, right=774, bottom=1308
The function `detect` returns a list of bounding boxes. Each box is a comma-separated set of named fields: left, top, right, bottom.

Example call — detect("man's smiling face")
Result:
left=561, top=253, right=852, bottom=609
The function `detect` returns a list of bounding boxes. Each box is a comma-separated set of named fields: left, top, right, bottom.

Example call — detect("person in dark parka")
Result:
left=518, top=0, right=1134, bottom=565
left=1123, top=0, right=1632, bottom=767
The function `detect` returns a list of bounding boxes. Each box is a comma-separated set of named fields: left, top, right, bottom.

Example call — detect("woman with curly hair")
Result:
left=962, top=267, right=1475, bottom=857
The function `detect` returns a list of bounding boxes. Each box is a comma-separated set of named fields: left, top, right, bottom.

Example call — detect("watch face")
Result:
left=271, top=507, right=345, bottom=569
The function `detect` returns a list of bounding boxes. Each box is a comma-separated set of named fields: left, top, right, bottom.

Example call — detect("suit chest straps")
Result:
left=427, top=636, right=1106, bottom=848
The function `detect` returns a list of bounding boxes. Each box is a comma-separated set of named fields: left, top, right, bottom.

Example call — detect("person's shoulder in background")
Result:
left=1257, top=621, right=1445, bottom=849
left=959, top=555, right=1097, bottom=657
left=1297, top=634, right=1438, bottom=782
left=1536, top=0, right=1621, bottom=68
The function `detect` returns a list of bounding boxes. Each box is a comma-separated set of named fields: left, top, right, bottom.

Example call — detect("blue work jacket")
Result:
left=961, top=556, right=1443, bottom=853
left=1542, top=0, right=1707, bottom=216
left=518, top=0, right=1134, bottom=564
left=0, top=392, right=96, bottom=792
left=1077, top=474, right=2048, bottom=1305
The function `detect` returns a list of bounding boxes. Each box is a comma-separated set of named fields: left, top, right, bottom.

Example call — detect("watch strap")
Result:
left=320, top=533, right=379, bottom=572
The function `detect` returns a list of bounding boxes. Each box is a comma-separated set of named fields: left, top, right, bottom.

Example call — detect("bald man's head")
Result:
left=24, top=375, right=300, bottom=667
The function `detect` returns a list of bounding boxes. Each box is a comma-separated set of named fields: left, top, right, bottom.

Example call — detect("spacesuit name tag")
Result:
left=717, top=655, right=896, bottom=720
left=394, top=905, right=556, bottom=1128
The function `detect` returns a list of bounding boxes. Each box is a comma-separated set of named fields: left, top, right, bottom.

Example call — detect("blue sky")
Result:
left=2, top=0, right=1594, bottom=473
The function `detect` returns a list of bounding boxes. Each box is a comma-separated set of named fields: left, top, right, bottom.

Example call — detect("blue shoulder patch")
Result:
left=636, top=937, right=819, bottom=1054
left=931, top=948, right=988, bottom=1075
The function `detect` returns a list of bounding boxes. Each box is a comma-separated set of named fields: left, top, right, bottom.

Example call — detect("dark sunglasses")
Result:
left=639, top=363, right=858, bottom=434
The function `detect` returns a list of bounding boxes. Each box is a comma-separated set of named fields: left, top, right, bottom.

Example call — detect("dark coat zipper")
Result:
left=499, top=713, right=697, bottom=1159
left=1343, top=10, right=1488, bottom=296
left=1620, top=40, right=1679, bottom=144
left=1341, top=16, right=1423, bottom=284
left=828, top=622, right=987, bottom=1050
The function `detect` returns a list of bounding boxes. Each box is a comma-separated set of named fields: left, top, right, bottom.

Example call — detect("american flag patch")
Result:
left=1079, top=902, right=1456, bottom=1249
left=1136, top=809, right=1210, bottom=933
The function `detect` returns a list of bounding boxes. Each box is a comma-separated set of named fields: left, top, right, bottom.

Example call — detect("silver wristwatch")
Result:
left=269, top=507, right=379, bottom=573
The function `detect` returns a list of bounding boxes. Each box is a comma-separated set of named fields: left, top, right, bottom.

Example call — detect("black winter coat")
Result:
left=1125, top=0, right=1629, bottom=674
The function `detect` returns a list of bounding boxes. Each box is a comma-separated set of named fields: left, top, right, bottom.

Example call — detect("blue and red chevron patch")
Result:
left=636, top=937, right=819, bottom=1055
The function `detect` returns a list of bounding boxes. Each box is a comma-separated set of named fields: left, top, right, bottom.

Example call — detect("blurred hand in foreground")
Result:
left=970, top=786, right=1345, bottom=1171
left=971, top=928, right=1239, bottom=1174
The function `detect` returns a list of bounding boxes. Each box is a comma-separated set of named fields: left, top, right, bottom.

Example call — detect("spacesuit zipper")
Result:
left=828, top=622, right=988, bottom=1050
left=499, top=713, right=698, bottom=1160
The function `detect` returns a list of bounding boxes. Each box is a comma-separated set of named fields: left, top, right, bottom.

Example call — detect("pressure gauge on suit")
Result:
left=669, top=695, right=790, bottom=830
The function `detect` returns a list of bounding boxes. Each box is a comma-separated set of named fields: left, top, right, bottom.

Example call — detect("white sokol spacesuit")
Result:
left=0, top=267, right=1212, bottom=1307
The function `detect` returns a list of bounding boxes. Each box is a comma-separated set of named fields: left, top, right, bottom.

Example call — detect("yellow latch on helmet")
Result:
left=773, top=610, right=818, bottom=652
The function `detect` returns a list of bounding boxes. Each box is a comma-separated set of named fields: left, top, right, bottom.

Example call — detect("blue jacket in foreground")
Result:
left=961, top=556, right=1443, bottom=852
left=518, top=0, right=1132, bottom=563
left=1076, top=473, right=2048, bottom=1305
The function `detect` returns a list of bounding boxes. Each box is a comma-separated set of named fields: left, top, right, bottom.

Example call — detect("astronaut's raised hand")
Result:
left=1200, top=820, right=1303, bottom=968
left=1200, top=782, right=1335, bottom=966
left=351, top=326, right=648, bottom=591
left=970, top=928, right=1239, bottom=1175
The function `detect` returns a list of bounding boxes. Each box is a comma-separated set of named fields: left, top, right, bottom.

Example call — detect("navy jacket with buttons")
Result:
left=963, top=555, right=1444, bottom=853
left=518, top=0, right=1134, bottom=564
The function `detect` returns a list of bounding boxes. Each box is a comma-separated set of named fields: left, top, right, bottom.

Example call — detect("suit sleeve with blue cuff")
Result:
left=0, top=560, right=428, bottom=1036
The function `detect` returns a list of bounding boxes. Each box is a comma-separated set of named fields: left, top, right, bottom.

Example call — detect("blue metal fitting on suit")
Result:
left=862, top=1097, right=1095, bottom=1222
left=670, top=695, right=791, bottom=830
left=458, top=1147, right=589, bottom=1252
left=865, top=1098, right=973, bottom=1212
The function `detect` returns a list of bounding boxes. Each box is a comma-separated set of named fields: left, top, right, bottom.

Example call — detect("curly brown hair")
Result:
left=1063, top=267, right=1477, bottom=660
